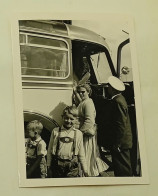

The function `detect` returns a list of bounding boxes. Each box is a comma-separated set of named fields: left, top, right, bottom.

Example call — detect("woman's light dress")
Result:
left=78, top=98, right=108, bottom=176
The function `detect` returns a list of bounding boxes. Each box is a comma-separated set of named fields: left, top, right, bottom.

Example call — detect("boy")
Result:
left=47, top=106, right=88, bottom=178
left=25, top=120, right=47, bottom=178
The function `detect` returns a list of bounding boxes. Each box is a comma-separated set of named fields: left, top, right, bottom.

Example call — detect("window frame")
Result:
left=90, top=51, right=113, bottom=84
left=20, top=32, right=71, bottom=80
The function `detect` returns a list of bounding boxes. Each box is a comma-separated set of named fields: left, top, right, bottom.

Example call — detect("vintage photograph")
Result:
left=12, top=15, right=148, bottom=187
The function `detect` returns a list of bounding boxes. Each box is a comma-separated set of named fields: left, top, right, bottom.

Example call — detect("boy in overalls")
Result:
left=47, top=106, right=88, bottom=178
left=25, top=120, right=47, bottom=178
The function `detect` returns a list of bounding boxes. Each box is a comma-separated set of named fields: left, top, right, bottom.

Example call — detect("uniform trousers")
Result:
left=111, top=149, right=133, bottom=176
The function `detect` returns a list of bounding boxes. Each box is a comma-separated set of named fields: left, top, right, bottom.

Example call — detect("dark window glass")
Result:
left=20, top=45, right=68, bottom=78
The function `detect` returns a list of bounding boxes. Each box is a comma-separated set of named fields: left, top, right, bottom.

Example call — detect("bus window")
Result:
left=28, top=36, right=67, bottom=48
left=90, top=52, right=112, bottom=83
left=19, top=34, right=69, bottom=78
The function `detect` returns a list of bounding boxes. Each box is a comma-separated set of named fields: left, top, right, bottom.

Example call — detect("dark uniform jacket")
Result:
left=110, top=94, right=132, bottom=149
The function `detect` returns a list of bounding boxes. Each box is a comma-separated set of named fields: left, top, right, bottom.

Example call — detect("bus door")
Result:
left=117, top=39, right=141, bottom=176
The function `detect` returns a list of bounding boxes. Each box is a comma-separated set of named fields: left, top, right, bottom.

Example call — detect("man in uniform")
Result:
left=107, top=76, right=133, bottom=176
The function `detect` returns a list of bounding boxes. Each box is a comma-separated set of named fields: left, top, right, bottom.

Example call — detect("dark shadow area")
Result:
left=49, top=102, right=68, bottom=125
left=91, top=83, right=141, bottom=176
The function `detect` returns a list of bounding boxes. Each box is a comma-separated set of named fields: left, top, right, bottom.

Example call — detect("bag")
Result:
left=85, top=123, right=97, bottom=136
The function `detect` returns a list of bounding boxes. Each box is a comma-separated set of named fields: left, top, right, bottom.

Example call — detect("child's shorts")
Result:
left=50, top=155, right=79, bottom=178
left=26, top=157, right=47, bottom=178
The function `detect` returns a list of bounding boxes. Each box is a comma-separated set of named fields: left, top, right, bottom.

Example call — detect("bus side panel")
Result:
left=23, top=88, right=73, bottom=126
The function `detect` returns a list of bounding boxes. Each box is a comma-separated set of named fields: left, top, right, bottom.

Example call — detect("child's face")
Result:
left=28, top=128, right=36, bottom=138
left=62, top=112, right=76, bottom=129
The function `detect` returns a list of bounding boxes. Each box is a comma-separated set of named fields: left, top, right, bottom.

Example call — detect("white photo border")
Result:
left=11, top=12, right=149, bottom=187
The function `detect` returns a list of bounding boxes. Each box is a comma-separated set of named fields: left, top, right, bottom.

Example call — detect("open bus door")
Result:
left=116, top=39, right=141, bottom=176
left=86, top=37, right=141, bottom=176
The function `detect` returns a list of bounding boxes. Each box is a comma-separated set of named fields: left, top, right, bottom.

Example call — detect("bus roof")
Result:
left=66, top=24, right=109, bottom=49
left=19, top=20, right=109, bottom=49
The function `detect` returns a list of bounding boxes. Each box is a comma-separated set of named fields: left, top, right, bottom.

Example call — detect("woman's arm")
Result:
left=80, top=100, right=96, bottom=136
left=73, top=87, right=82, bottom=106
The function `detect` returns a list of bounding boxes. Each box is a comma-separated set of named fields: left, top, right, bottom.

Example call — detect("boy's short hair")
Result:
left=26, top=120, right=43, bottom=135
left=62, top=105, right=78, bottom=118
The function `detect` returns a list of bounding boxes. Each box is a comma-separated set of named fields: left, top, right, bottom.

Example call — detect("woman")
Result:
left=75, top=83, right=108, bottom=176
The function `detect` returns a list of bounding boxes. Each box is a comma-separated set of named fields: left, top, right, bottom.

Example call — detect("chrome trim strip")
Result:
left=22, top=79, right=72, bottom=84
left=22, top=86, right=73, bottom=90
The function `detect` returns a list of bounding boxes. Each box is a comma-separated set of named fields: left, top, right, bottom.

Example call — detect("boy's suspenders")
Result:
left=73, top=130, right=76, bottom=157
left=55, top=127, right=77, bottom=159
left=35, top=139, right=42, bottom=157
left=26, top=139, right=42, bottom=161
left=55, top=127, right=61, bottom=156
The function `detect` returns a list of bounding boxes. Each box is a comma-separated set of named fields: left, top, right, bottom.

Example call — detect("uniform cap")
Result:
left=108, top=76, right=125, bottom=91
